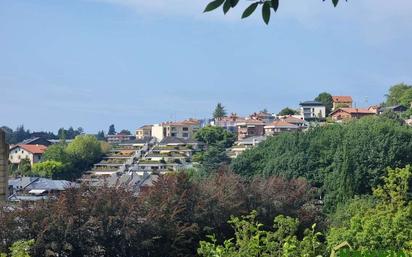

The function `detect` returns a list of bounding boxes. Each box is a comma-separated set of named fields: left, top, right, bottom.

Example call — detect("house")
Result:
left=106, top=133, right=136, bottom=144
left=264, top=120, right=299, bottom=136
left=330, top=108, right=376, bottom=121
left=249, top=111, right=276, bottom=123
left=368, top=105, right=381, bottom=114
left=332, top=96, right=353, bottom=110
left=283, top=116, right=308, bottom=130
left=8, top=177, right=77, bottom=201
left=227, top=136, right=267, bottom=158
left=236, top=119, right=266, bottom=140
left=379, top=105, right=408, bottom=114
left=212, top=113, right=245, bottom=133
left=151, top=119, right=200, bottom=141
left=136, top=125, right=153, bottom=139
left=18, top=137, right=52, bottom=147
left=300, top=101, right=326, bottom=121
left=9, top=144, right=48, bottom=165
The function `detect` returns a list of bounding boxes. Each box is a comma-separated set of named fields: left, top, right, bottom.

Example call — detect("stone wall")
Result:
left=0, top=129, right=8, bottom=202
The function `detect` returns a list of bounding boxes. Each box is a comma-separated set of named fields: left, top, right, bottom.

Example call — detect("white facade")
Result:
left=299, top=101, right=326, bottom=120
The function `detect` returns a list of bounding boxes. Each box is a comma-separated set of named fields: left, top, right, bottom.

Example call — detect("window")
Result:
left=182, top=133, right=189, bottom=138
left=171, top=133, right=177, bottom=137
left=182, top=127, right=189, bottom=131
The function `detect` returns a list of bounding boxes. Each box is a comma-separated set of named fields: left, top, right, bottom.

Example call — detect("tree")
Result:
left=197, top=211, right=325, bottom=257
left=203, top=0, right=347, bottom=25
left=42, top=143, right=69, bottom=163
left=32, top=161, right=66, bottom=179
left=1, top=240, right=34, bottom=257
left=66, top=135, right=102, bottom=172
left=315, top=92, right=333, bottom=115
left=17, top=158, right=31, bottom=176
left=278, top=107, right=298, bottom=116
left=231, top=116, right=412, bottom=211
left=327, top=166, right=412, bottom=255
left=194, top=126, right=236, bottom=148
left=119, top=129, right=131, bottom=135
left=108, top=124, right=116, bottom=135
left=96, top=130, right=105, bottom=140
left=385, top=83, right=412, bottom=106
left=213, top=103, right=227, bottom=120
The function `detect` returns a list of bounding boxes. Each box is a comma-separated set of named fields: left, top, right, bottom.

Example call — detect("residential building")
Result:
left=300, top=101, right=326, bottom=121
left=368, top=105, right=381, bottom=114
left=330, top=108, right=376, bottom=121
left=227, top=136, right=267, bottom=158
left=379, top=105, right=408, bottom=114
left=283, top=116, right=309, bottom=130
left=332, top=96, right=353, bottom=110
left=264, top=120, right=299, bottom=136
left=212, top=113, right=245, bottom=133
left=106, top=133, right=136, bottom=144
left=9, top=144, right=48, bottom=165
left=151, top=119, right=200, bottom=141
left=8, top=177, right=77, bottom=201
left=136, top=125, right=153, bottom=139
left=249, top=111, right=276, bottom=123
left=236, top=119, right=266, bottom=140
left=17, top=137, right=52, bottom=147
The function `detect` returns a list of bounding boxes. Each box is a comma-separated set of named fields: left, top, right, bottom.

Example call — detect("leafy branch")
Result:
left=204, top=0, right=348, bottom=24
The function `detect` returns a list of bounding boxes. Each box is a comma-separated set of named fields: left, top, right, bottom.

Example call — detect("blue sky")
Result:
left=1, top=0, right=412, bottom=133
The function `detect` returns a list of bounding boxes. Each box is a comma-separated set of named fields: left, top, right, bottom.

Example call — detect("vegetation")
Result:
left=278, top=107, right=298, bottom=116
left=231, top=116, right=412, bottom=210
left=315, top=92, right=333, bottom=115
left=38, top=135, right=104, bottom=180
left=203, top=0, right=347, bottom=24
left=213, top=103, right=227, bottom=119
left=108, top=124, right=116, bottom=135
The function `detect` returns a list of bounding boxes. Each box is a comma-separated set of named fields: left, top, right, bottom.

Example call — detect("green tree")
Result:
left=385, top=83, right=412, bottom=106
left=42, top=143, right=69, bottom=163
left=278, top=107, right=298, bottom=116
left=96, top=130, right=105, bottom=140
left=9, top=240, right=34, bottom=257
left=32, top=161, right=66, bottom=179
left=197, top=211, right=325, bottom=257
left=195, top=125, right=236, bottom=148
left=108, top=124, right=116, bottom=135
left=203, top=0, right=346, bottom=24
left=17, top=158, right=31, bottom=176
left=327, top=166, right=412, bottom=255
left=213, top=103, right=227, bottom=120
left=315, top=92, right=333, bottom=115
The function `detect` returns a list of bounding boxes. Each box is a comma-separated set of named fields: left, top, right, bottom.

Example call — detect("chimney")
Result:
left=0, top=129, right=8, bottom=203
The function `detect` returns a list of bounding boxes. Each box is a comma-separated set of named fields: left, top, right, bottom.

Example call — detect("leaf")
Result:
left=271, top=0, right=279, bottom=12
left=332, top=0, right=339, bottom=7
left=241, top=2, right=259, bottom=19
left=223, top=0, right=231, bottom=14
left=230, top=0, right=239, bottom=8
left=262, top=1, right=271, bottom=25
left=204, top=0, right=225, bottom=12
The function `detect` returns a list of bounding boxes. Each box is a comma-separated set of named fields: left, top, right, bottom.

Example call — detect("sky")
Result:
left=1, top=0, right=412, bottom=133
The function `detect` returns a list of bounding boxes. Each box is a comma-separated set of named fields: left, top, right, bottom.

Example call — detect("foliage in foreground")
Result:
left=198, top=211, right=325, bottom=257
left=204, top=0, right=347, bottom=24
left=0, top=171, right=321, bottom=257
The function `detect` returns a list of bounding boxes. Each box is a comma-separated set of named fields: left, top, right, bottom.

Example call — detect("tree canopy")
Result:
left=213, top=103, right=227, bottom=119
left=231, top=116, right=412, bottom=211
left=278, top=107, right=298, bottom=116
left=315, top=92, right=333, bottom=115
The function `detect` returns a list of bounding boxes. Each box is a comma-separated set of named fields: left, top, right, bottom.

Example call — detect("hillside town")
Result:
left=2, top=93, right=412, bottom=203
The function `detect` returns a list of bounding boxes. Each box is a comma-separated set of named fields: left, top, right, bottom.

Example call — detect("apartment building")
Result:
left=299, top=101, right=326, bottom=121
left=136, top=125, right=153, bottom=139
left=151, top=119, right=200, bottom=141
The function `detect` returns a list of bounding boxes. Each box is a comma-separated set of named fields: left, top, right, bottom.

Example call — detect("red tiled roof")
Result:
left=265, top=120, right=298, bottom=128
left=283, top=116, right=305, bottom=124
left=237, top=119, right=265, bottom=125
left=332, top=96, right=353, bottom=103
left=331, top=108, right=375, bottom=115
left=16, top=144, right=48, bottom=154
left=161, top=119, right=200, bottom=126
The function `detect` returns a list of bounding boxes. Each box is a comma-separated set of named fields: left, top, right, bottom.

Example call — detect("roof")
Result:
left=380, top=105, right=408, bottom=111
left=332, top=96, right=353, bottom=103
left=300, top=101, right=324, bottom=106
left=236, top=119, right=266, bottom=126
left=19, top=137, right=52, bottom=146
left=264, top=120, right=299, bottom=129
left=330, top=108, right=376, bottom=115
left=10, top=144, right=48, bottom=154
left=159, top=136, right=199, bottom=145
left=283, top=116, right=307, bottom=124
left=138, top=125, right=153, bottom=130
left=9, top=177, right=77, bottom=191
left=160, top=119, right=200, bottom=126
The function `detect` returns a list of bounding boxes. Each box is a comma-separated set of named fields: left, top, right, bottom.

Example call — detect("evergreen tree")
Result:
left=213, top=103, right=227, bottom=119
left=108, top=124, right=116, bottom=135
left=315, top=92, right=333, bottom=115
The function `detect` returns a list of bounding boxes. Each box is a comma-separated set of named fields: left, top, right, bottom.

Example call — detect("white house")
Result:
left=9, top=144, right=48, bottom=165
left=299, top=101, right=326, bottom=121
